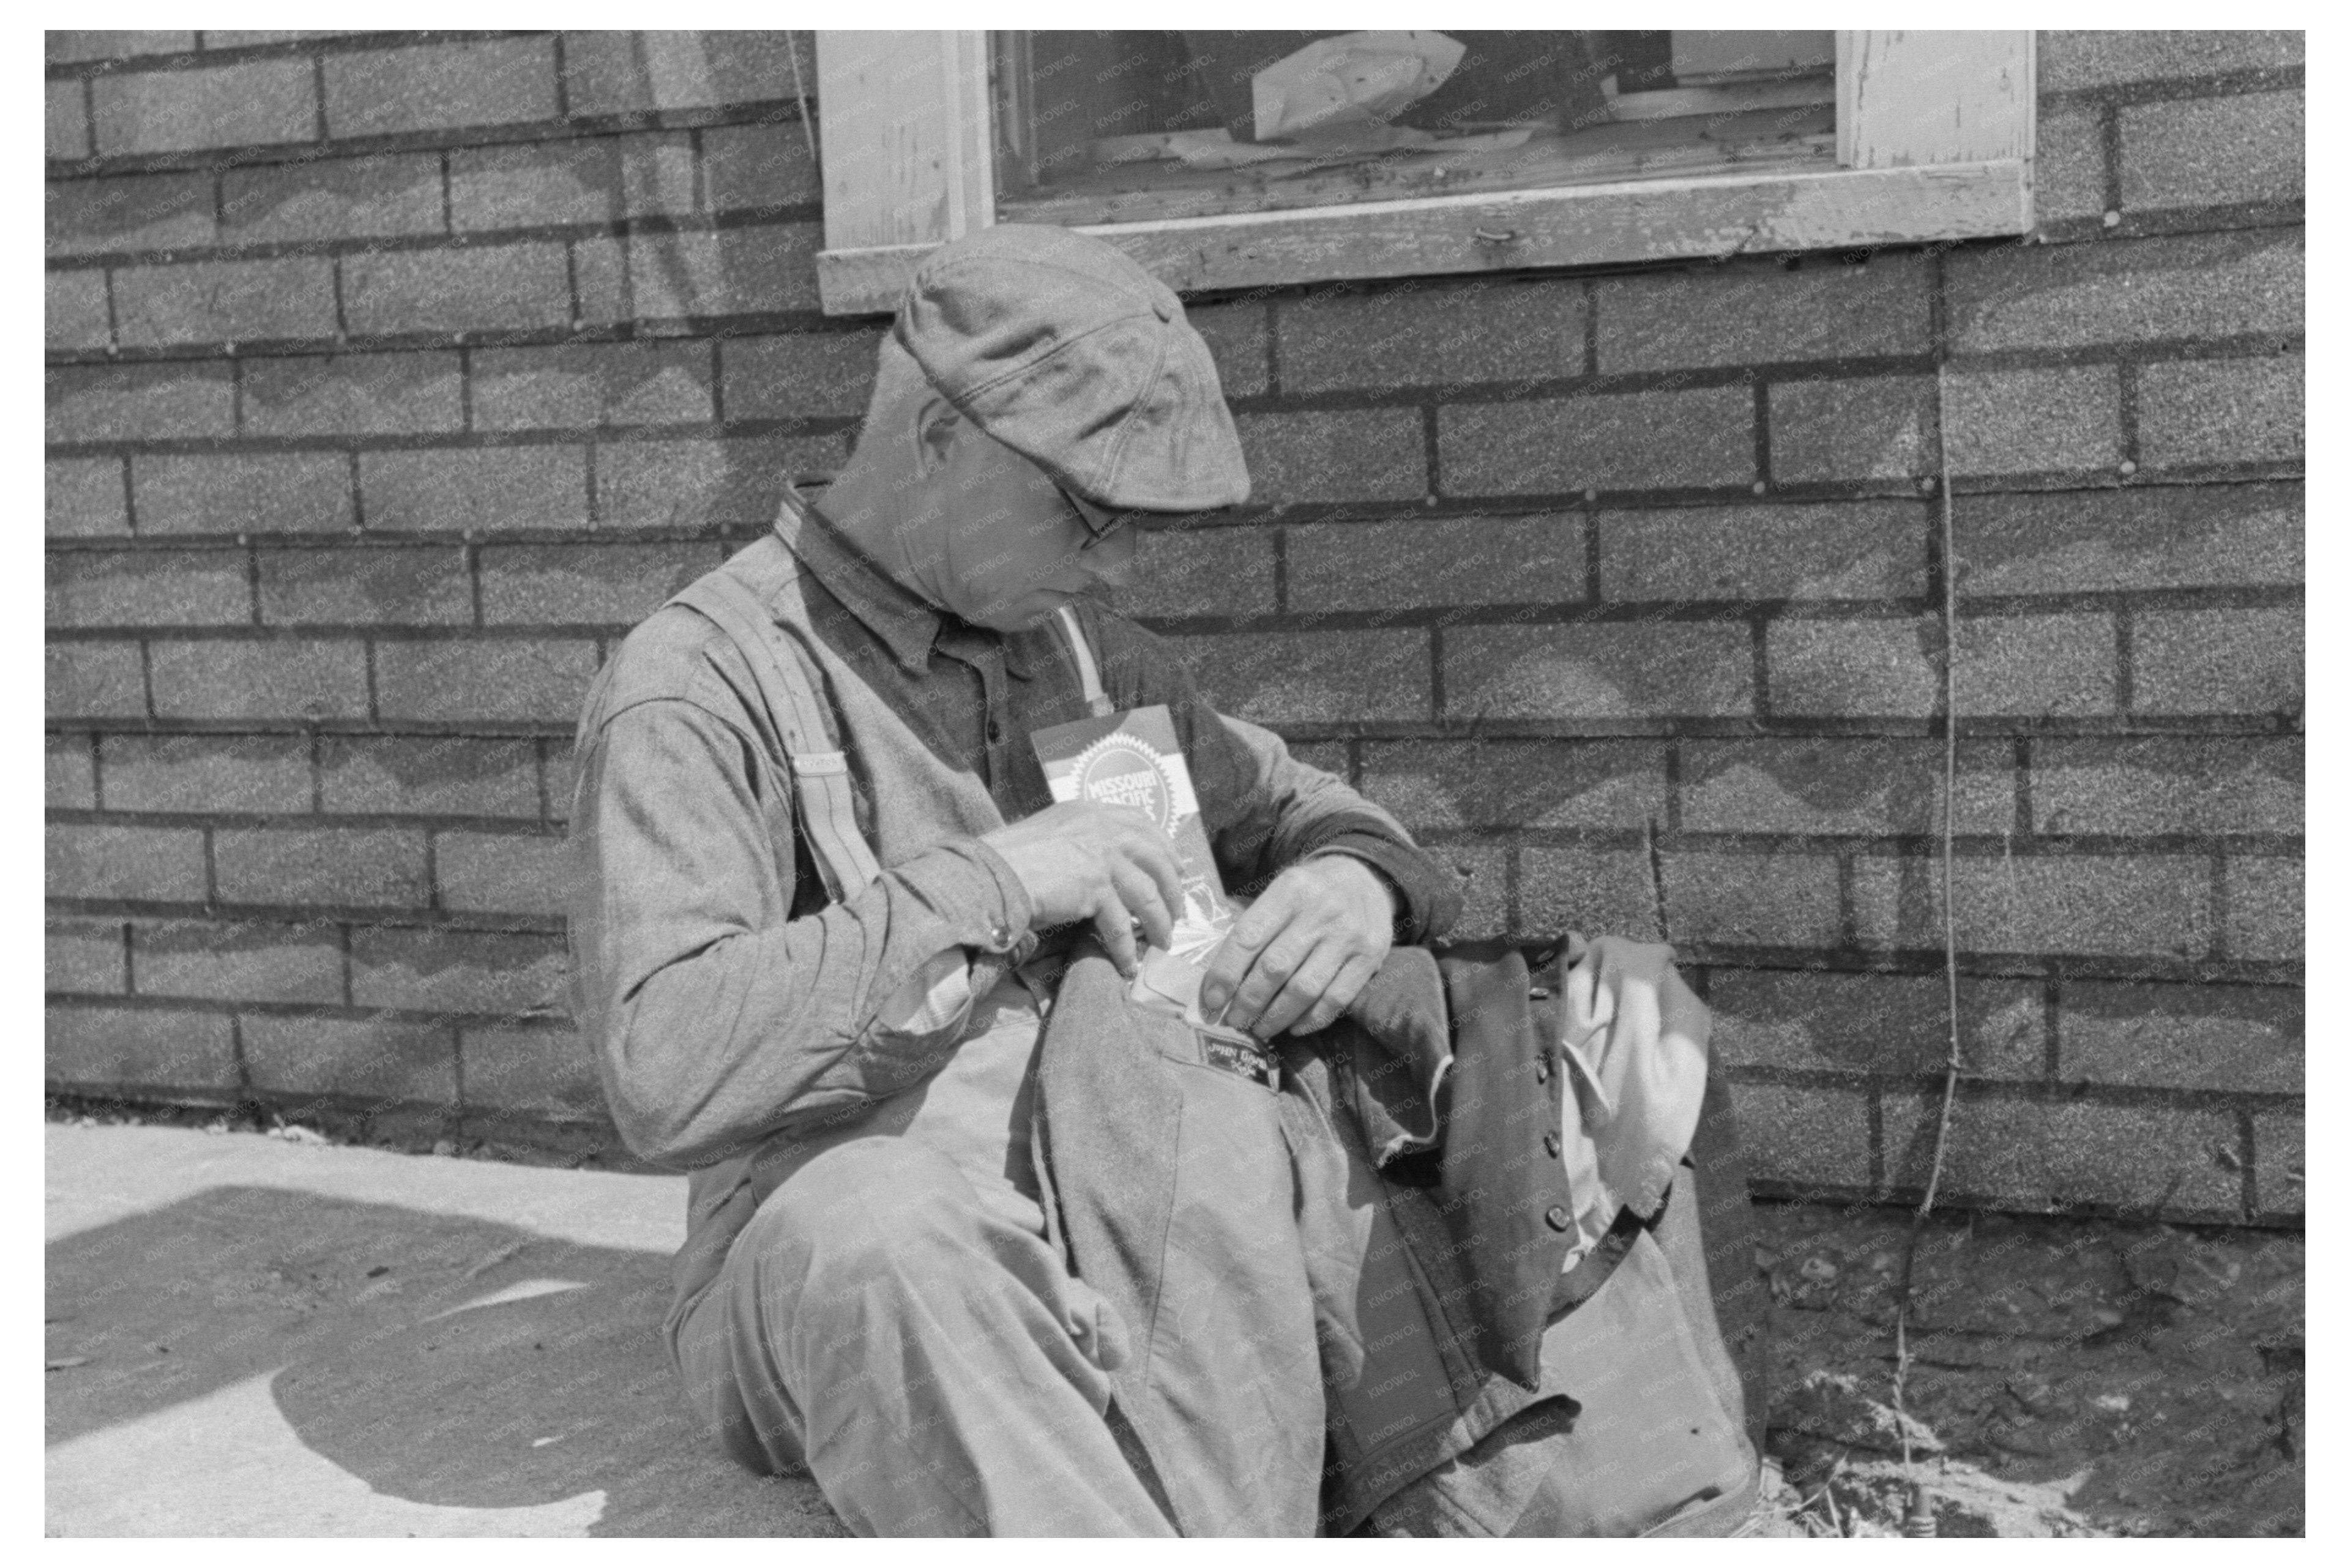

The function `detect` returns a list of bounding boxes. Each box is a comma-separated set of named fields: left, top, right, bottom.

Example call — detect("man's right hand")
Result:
left=981, top=802, right=1185, bottom=976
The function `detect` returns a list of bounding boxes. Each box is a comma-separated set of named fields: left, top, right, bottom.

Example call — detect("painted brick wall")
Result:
left=45, top=31, right=2302, bottom=1223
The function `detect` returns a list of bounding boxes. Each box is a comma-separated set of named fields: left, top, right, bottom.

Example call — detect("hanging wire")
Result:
left=1887, top=355, right=1966, bottom=1539
left=787, top=32, right=820, bottom=171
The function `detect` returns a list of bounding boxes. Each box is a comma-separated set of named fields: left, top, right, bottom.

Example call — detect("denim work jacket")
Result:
left=565, top=493, right=1461, bottom=1327
left=1035, top=931, right=1755, bottom=1536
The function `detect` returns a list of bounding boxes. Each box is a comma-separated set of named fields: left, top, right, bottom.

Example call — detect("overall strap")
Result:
left=1054, top=605, right=1114, bottom=718
left=667, top=571, right=882, bottom=903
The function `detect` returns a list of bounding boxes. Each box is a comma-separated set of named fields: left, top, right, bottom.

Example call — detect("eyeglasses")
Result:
left=1058, top=486, right=1134, bottom=552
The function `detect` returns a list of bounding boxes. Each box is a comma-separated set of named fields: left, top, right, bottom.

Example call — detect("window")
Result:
left=813, top=30, right=2033, bottom=316
left=995, top=32, right=1839, bottom=226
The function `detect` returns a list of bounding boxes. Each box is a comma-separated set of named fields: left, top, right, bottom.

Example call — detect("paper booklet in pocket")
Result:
left=1032, top=704, right=1233, bottom=950
left=1032, top=704, right=1263, bottom=1047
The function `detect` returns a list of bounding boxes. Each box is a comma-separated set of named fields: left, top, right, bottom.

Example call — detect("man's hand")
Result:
left=981, top=801, right=1186, bottom=976
left=1199, top=855, right=1395, bottom=1039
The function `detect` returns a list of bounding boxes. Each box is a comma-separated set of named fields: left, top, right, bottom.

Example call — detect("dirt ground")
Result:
left=48, top=1100, right=2302, bottom=1537
left=1748, top=1201, right=2303, bottom=1537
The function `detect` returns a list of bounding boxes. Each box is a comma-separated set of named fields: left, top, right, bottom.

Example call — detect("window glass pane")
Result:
left=994, top=31, right=1836, bottom=226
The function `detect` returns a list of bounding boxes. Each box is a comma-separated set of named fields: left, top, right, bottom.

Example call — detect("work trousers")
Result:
left=666, top=977, right=1759, bottom=1537
left=668, top=979, right=1177, bottom=1536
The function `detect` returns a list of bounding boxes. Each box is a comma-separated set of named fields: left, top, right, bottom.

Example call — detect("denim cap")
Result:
left=893, top=224, right=1250, bottom=513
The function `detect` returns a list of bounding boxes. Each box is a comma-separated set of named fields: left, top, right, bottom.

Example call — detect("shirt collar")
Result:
left=775, top=487, right=944, bottom=675
left=777, top=486, right=1054, bottom=682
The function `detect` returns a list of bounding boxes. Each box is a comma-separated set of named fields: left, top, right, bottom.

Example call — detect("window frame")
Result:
left=812, top=29, right=2035, bottom=317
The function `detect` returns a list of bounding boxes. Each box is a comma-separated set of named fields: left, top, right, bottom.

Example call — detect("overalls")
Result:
left=631, top=551, right=1760, bottom=1536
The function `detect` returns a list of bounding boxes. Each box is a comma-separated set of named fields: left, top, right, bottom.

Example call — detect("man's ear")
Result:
left=913, top=394, right=961, bottom=475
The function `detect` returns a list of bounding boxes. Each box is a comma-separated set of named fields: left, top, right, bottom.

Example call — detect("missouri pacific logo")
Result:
left=1071, top=733, right=1169, bottom=830
left=1069, top=732, right=1195, bottom=834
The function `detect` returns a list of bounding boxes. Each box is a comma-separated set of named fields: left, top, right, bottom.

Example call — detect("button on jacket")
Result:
left=565, top=491, right=1460, bottom=1320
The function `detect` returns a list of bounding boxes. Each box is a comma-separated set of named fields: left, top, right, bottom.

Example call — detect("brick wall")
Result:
left=45, top=31, right=2302, bottom=1223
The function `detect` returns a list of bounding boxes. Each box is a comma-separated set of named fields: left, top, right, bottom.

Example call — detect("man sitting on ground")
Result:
left=567, top=224, right=1758, bottom=1537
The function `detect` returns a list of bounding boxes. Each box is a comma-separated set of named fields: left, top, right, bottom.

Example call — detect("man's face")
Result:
left=911, top=413, right=1140, bottom=632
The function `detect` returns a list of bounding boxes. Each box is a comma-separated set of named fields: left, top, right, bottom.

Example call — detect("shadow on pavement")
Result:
left=45, top=1185, right=845, bottom=1537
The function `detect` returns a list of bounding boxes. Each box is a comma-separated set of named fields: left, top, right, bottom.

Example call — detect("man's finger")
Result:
left=1091, top=894, right=1140, bottom=976
left=1221, top=931, right=1316, bottom=1036
left=1291, top=950, right=1382, bottom=1037
left=1253, top=944, right=1345, bottom=1040
left=1115, top=824, right=1187, bottom=934
left=1199, top=888, right=1295, bottom=1018
left=1108, top=859, right=1175, bottom=952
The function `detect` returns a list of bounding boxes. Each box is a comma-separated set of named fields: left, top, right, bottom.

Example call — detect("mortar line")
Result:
left=1582, top=487, right=1603, bottom=602
left=1836, top=850, right=1859, bottom=952
left=562, top=237, right=583, bottom=336
left=1263, top=297, right=1282, bottom=396
left=2113, top=606, right=2136, bottom=715
left=2116, top=359, right=2142, bottom=471
left=116, top=453, right=139, bottom=536
left=2207, top=849, right=2232, bottom=963
left=1662, top=736, right=1682, bottom=834
left=2042, top=974, right=2062, bottom=1078
left=2013, top=735, right=2034, bottom=840
left=549, top=30, right=572, bottom=120
left=1427, top=622, right=1445, bottom=722
left=2098, top=101, right=2125, bottom=221
left=99, top=264, right=120, bottom=356
left=1867, top=1085, right=1887, bottom=1196
left=1503, top=841, right=1521, bottom=939
left=2237, top=1107, right=2259, bottom=1220
left=229, top=1012, right=255, bottom=1098
left=244, top=534, right=263, bottom=626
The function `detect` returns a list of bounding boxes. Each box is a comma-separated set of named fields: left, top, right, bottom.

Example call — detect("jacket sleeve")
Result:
left=567, top=695, right=1033, bottom=1168
left=1203, top=711, right=1462, bottom=944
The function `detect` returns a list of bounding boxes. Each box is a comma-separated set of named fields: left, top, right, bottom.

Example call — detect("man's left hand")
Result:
left=1198, top=856, right=1395, bottom=1039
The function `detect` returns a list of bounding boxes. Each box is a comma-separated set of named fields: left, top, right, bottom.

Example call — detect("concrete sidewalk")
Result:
left=44, top=1123, right=845, bottom=1537
left=47, top=1121, right=2305, bottom=1537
